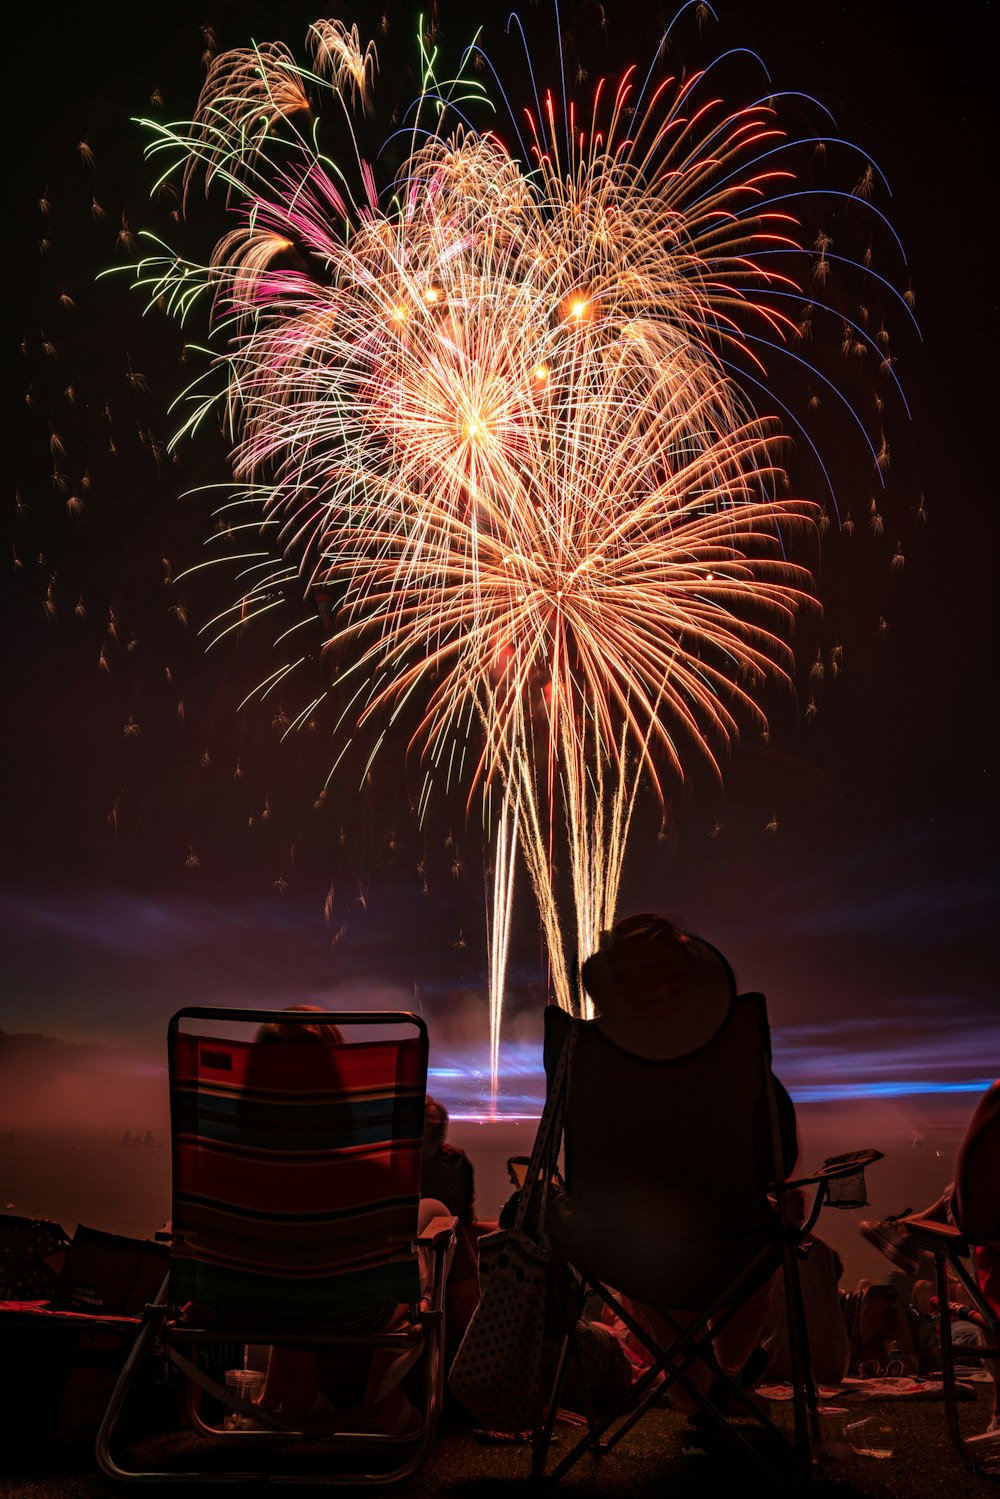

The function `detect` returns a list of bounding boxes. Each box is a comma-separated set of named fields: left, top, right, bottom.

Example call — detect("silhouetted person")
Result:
left=544, top=913, right=798, bottom=1418
left=763, top=1187, right=849, bottom=1383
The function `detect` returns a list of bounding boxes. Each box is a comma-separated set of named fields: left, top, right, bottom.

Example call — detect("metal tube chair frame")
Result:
left=96, top=1008, right=456, bottom=1485
left=530, top=993, right=882, bottom=1495
left=901, top=1215, right=999, bottom=1472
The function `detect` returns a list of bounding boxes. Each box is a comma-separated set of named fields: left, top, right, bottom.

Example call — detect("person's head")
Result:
left=785, top=1187, right=810, bottom=1227
left=911, top=1279, right=936, bottom=1316
left=254, top=1004, right=345, bottom=1046
left=580, top=913, right=734, bottom=1059
left=423, top=1096, right=449, bottom=1155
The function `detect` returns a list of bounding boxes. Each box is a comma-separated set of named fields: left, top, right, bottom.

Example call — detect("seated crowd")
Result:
left=251, top=927, right=999, bottom=1448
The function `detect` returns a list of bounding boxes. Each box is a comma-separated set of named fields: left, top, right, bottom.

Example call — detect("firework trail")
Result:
left=486, top=782, right=518, bottom=1103
left=127, top=9, right=912, bottom=1075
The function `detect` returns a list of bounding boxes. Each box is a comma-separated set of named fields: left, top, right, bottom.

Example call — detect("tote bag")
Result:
left=448, top=1023, right=577, bottom=1431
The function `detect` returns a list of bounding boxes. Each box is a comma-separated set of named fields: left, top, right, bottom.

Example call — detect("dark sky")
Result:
left=3, top=0, right=997, bottom=1113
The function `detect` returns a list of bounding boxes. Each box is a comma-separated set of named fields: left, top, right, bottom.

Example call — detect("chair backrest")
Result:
left=167, top=1008, right=428, bottom=1327
left=953, top=1078, right=1000, bottom=1243
left=552, top=992, right=796, bottom=1307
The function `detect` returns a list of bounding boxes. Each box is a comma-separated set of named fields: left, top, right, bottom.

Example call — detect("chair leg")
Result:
left=95, top=1311, right=160, bottom=1479
left=781, top=1239, right=820, bottom=1491
left=532, top=1270, right=593, bottom=1477
left=542, top=1303, right=799, bottom=1494
left=532, top=1334, right=570, bottom=1477
left=934, top=1249, right=1000, bottom=1471
left=935, top=1252, right=965, bottom=1454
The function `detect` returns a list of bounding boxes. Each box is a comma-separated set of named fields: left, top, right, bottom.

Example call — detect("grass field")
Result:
left=3, top=1381, right=996, bottom=1497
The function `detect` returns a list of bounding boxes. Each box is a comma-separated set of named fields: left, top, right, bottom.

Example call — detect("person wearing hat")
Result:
left=542, top=912, right=798, bottom=1416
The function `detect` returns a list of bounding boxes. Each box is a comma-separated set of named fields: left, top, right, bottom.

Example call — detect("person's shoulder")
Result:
left=971, top=1080, right=1000, bottom=1124
left=958, top=1079, right=1000, bottom=1156
left=806, top=1230, right=837, bottom=1257
left=440, top=1142, right=474, bottom=1171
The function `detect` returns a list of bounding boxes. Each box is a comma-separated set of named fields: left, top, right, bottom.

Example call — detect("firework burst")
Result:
left=126, top=9, right=911, bottom=1061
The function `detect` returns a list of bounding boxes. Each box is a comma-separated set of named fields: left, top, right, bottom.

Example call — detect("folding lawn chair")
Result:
left=897, top=1078, right=1000, bottom=1473
left=96, top=1007, right=455, bottom=1484
left=531, top=990, right=881, bottom=1495
left=901, top=1215, right=999, bottom=1468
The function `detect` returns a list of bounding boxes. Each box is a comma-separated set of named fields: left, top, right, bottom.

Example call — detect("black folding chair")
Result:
left=532, top=992, right=881, bottom=1494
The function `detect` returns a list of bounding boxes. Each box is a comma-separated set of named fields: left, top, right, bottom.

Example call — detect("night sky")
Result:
left=3, top=0, right=996, bottom=1121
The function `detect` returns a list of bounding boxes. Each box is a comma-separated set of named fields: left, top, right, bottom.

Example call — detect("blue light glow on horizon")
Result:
left=427, top=1061, right=995, bottom=1120
left=790, top=1078, right=994, bottom=1104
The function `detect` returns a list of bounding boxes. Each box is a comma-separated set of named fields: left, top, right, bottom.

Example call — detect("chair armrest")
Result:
left=900, top=1216, right=968, bottom=1253
left=778, top=1149, right=883, bottom=1218
left=784, top=1147, right=884, bottom=1188
left=415, top=1215, right=458, bottom=1247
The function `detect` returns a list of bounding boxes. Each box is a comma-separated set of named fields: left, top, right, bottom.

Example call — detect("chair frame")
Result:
left=903, top=1214, right=999, bottom=1471
left=530, top=994, right=881, bottom=1495
left=96, top=1008, right=455, bottom=1486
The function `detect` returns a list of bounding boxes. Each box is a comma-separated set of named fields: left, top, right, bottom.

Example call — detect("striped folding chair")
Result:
left=97, top=1008, right=455, bottom=1484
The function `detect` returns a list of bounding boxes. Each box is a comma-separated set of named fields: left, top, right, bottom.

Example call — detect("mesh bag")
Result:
left=818, top=1150, right=882, bottom=1210
left=825, top=1168, right=869, bottom=1209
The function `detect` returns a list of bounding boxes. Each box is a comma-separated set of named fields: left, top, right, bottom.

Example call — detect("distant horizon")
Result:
left=0, top=1022, right=994, bottom=1134
left=0, top=1093, right=981, bottom=1291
